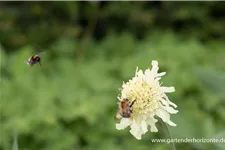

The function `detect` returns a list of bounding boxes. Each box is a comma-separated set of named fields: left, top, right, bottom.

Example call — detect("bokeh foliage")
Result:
left=1, top=1, right=225, bottom=51
left=1, top=33, right=225, bottom=150
left=0, top=1, right=225, bottom=150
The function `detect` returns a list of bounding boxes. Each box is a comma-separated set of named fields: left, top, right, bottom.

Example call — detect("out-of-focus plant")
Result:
left=1, top=1, right=225, bottom=51
left=1, top=32, right=224, bottom=150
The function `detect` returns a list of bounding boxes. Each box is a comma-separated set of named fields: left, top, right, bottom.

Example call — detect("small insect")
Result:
left=115, top=98, right=136, bottom=120
left=26, top=52, right=46, bottom=67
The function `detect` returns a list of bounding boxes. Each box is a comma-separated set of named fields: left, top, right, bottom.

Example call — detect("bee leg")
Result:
left=129, top=100, right=136, bottom=107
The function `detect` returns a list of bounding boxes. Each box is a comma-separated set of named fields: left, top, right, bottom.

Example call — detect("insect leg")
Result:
left=129, top=100, right=136, bottom=107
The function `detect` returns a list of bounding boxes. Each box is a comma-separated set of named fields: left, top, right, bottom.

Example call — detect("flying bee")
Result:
left=26, top=52, right=46, bottom=67
left=115, top=98, right=136, bottom=120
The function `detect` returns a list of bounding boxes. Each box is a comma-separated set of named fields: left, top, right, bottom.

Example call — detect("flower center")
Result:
left=121, top=78, right=159, bottom=118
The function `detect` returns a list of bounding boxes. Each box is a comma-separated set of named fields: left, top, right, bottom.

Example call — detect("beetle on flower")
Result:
left=116, top=60, right=178, bottom=140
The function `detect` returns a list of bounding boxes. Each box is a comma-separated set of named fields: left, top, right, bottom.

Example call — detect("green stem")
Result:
left=159, top=119, right=176, bottom=150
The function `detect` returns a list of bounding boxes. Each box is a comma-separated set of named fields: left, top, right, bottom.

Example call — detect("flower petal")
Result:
left=159, top=98, right=178, bottom=114
left=168, top=120, right=177, bottom=126
left=136, top=70, right=143, bottom=77
left=116, top=60, right=177, bottom=139
left=130, top=121, right=142, bottom=140
left=152, top=60, right=158, bottom=68
left=129, top=119, right=148, bottom=140
left=157, top=72, right=166, bottom=77
left=140, top=120, right=148, bottom=134
left=161, top=105, right=178, bottom=114
left=151, top=60, right=159, bottom=76
left=147, top=116, right=158, bottom=132
left=167, top=99, right=177, bottom=108
left=156, top=109, right=176, bottom=126
left=116, top=118, right=132, bottom=130
left=160, top=86, right=175, bottom=93
left=162, top=95, right=177, bottom=108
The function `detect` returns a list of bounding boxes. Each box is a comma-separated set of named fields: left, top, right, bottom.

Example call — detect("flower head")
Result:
left=116, top=60, right=178, bottom=140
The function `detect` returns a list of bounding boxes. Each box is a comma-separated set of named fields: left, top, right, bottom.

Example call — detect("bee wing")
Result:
left=37, top=52, right=46, bottom=57
left=25, top=59, right=30, bottom=65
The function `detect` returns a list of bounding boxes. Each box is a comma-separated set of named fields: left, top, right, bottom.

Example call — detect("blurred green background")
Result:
left=0, top=1, right=225, bottom=150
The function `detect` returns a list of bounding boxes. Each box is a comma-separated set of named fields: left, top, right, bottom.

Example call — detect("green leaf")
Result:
left=194, top=69, right=225, bottom=99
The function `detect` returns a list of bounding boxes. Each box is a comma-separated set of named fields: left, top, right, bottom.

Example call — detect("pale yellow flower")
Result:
left=116, top=60, right=178, bottom=140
